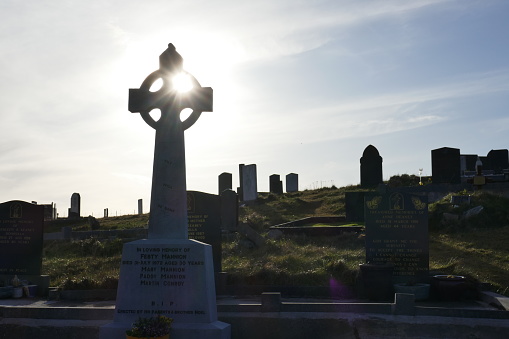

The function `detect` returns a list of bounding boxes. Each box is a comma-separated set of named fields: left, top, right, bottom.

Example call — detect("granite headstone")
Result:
left=0, top=201, right=44, bottom=275
left=364, top=191, right=429, bottom=281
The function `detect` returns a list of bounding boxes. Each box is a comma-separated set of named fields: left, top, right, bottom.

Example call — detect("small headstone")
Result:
left=432, top=147, right=461, bottom=184
left=138, top=199, right=143, bottom=215
left=360, top=145, right=383, bottom=188
left=267, top=229, right=283, bottom=240
left=68, top=192, right=81, bottom=219
left=88, top=215, right=100, bottom=230
left=285, top=173, right=298, bottom=193
left=450, top=195, right=471, bottom=205
left=345, top=191, right=366, bottom=222
left=239, top=164, right=258, bottom=202
left=220, top=189, right=238, bottom=232
left=187, top=191, right=222, bottom=272
left=238, top=223, right=266, bottom=248
left=0, top=201, right=44, bottom=275
left=218, top=172, right=232, bottom=195
left=463, top=205, right=484, bottom=219
left=269, top=174, right=283, bottom=194
left=364, top=191, right=429, bottom=281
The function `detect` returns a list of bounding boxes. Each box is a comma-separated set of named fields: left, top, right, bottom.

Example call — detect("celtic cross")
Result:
left=128, top=43, right=213, bottom=239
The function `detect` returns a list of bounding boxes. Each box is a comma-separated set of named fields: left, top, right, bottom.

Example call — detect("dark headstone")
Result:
left=360, top=145, right=383, bottom=188
left=345, top=191, right=366, bottom=222
left=432, top=147, right=461, bottom=184
left=68, top=192, right=81, bottom=219
left=88, top=215, right=101, bottom=230
left=187, top=191, right=222, bottom=272
left=364, top=191, right=429, bottom=281
left=0, top=201, right=44, bottom=275
left=269, top=174, right=283, bottom=194
left=487, top=149, right=508, bottom=174
left=218, top=172, right=233, bottom=195
left=220, top=189, right=238, bottom=231
left=460, top=154, right=478, bottom=175
left=286, top=173, right=298, bottom=192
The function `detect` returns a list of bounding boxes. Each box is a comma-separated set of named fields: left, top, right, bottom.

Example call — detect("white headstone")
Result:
left=100, top=43, right=229, bottom=339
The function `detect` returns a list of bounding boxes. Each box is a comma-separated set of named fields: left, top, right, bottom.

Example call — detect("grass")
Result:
left=40, top=186, right=509, bottom=296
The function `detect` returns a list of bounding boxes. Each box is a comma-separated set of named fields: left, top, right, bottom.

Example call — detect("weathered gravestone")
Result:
left=285, top=173, right=298, bottom=193
left=269, top=174, right=283, bottom=194
left=364, top=190, right=428, bottom=282
left=360, top=145, right=383, bottom=188
left=239, top=164, right=258, bottom=202
left=100, top=43, right=230, bottom=339
left=187, top=191, right=222, bottom=272
left=218, top=172, right=232, bottom=195
left=68, top=192, right=80, bottom=219
left=0, top=201, right=44, bottom=275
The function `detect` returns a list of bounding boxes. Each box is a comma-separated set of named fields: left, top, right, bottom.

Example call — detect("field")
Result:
left=42, top=186, right=509, bottom=296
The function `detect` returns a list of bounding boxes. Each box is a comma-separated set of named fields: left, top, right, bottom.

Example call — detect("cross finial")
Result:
left=159, top=43, right=183, bottom=74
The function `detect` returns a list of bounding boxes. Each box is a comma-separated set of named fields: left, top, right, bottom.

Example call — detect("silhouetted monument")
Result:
left=101, top=43, right=230, bottom=339
left=218, top=172, right=232, bottom=195
left=432, top=147, right=460, bottom=184
left=269, top=174, right=283, bottom=194
left=360, top=145, right=383, bottom=188
left=68, top=192, right=80, bottom=219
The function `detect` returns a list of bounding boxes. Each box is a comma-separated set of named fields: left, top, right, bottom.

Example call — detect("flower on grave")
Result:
left=126, top=315, right=173, bottom=337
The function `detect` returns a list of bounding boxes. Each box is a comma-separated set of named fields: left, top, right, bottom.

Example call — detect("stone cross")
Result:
left=128, top=43, right=213, bottom=239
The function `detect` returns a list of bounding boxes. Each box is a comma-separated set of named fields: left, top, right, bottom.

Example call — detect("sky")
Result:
left=1, top=0, right=509, bottom=217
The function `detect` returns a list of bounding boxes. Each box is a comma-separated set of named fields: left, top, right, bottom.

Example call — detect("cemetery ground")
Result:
left=41, top=186, right=509, bottom=297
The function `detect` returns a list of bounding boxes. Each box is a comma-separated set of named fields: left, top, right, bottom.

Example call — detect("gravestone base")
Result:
left=100, top=238, right=230, bottom=339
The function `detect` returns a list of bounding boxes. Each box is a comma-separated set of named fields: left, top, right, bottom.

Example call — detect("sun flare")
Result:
left=172, top=73, right=194, bottom=92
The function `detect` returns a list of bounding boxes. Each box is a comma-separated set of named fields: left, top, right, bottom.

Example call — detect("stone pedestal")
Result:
left=100, top=239, right=230, bottom=339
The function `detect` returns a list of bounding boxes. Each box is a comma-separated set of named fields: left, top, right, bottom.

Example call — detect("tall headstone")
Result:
left=101, top=43, right=229, bottom=339
left=218, top=172, right=232, bottom=195
left=360, top=145, right=383, bottom=188
left=432, top=147, right=461, bottom=184
left=220, top=189, right=238, bottom=232
left=239, top=164, right=257, bottom=202
left=68, top=192, right=80, bottom=219
left=138, top=199, right=143, bottom=215
left=104, top=208, right=109, bottom=218
left=364, top=190, right=429, bottom=281
left=285, top=173, right=298, bottom=193
left=0, top=201, right=44, bottom=275
left=269, top=174, right=283, bottom=194
left=187, top=191, right=222, bottom=272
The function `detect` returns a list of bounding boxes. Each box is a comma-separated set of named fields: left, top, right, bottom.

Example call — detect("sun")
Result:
left=172, top=73, right=194, bottom=93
